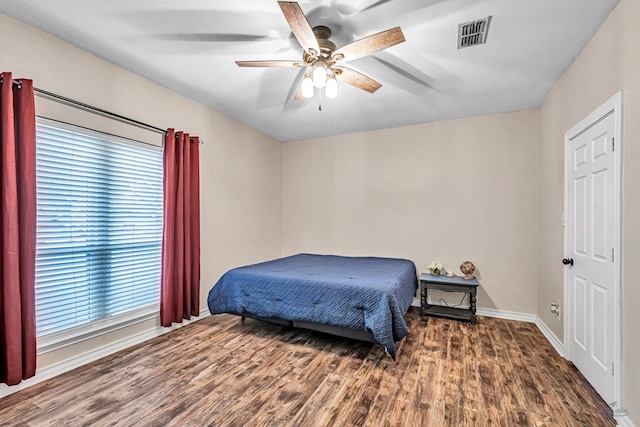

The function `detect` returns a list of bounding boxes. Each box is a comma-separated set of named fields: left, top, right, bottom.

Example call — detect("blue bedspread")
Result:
left=207, top=253, right=418, bottom=359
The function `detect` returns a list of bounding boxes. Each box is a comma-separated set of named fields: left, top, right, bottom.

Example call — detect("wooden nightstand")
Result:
left=419, top=273, right=478, bottom=324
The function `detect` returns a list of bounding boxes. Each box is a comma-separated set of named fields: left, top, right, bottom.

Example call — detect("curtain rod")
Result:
left=2, top=78, right=204, bottom=145
left=34, top=87, right=167, bottom=135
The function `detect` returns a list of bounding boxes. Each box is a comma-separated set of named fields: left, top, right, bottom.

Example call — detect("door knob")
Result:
left=562, top=258, right=574, bottom=266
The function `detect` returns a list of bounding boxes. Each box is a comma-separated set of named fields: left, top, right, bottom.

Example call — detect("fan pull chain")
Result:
left=318, top=90, right=322, bottom=111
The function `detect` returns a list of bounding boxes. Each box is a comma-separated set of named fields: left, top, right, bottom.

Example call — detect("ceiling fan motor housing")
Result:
left=303, top=26, right=337, bottom=61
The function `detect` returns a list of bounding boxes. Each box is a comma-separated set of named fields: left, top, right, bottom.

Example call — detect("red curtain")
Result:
left=0, top=72, right=37, bottom=386
left=160, top=129, right=201, bottom=326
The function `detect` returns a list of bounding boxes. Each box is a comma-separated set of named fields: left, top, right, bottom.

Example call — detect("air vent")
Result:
left=458, top=16, right=492, bottom=49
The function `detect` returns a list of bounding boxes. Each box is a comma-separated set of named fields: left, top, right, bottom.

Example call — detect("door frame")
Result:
left=563, top=91, right=622, bottom=409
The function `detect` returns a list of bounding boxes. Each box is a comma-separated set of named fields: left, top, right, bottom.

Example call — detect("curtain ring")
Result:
left=0, top=76, right=22, bottom=89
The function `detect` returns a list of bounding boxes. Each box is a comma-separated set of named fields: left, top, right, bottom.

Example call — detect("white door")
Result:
left=565, top=96, right=620, bottom=405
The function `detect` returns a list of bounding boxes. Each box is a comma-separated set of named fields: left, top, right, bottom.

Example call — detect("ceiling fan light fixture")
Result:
left=312, top=61, right=328, bottom=88
left=236, top=2, right=405, bottom=102
left=301, top=73, right=314, bottom=98
left=325, top=75, right=338, bottom=99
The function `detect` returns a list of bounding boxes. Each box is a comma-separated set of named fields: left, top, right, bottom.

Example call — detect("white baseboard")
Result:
left=614, top=414, right=636, bottom=427
left=412, top=300, right=537, bottom=323
left=610, top=401, right=636, bottom=426
left=0, top=309, right=210, bottom=399
left=534, top=317, right=565, bottom=357
left=416, top=303, right=562, bottom=357
left=615, top=413, right=636, bottom=427
left=476, top=307, right=536, bottom=323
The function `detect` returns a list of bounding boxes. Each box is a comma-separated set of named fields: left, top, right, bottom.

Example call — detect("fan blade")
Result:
left=150, top=33, right=276, bottom=43
left=335, top=67, right=382, bottom=93
left=333, top=27, right=405, bottom=63
left=236, top=60, right=302, bottom=67
left=330, top=0, right=393, bottom=15
left=278, top=1, right=320, bottom=54
left=286, top=69, right=309, bottom=105
left=371, top=53, right=435, bottom=89
left=361, top=0, right=395, bottom=12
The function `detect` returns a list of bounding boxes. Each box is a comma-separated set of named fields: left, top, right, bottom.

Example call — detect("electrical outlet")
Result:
left=550, top=302, right=560, bottom=319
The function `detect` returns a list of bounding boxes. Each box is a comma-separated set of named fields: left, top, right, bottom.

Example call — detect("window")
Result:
left=35, top=120, right=163, bottom=341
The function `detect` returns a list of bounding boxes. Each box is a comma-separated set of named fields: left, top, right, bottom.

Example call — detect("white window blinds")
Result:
left=35, top=121, right=163, bottom=337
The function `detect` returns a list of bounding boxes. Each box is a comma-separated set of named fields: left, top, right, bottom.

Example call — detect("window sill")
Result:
left=37, top=304, right=159, bottom=355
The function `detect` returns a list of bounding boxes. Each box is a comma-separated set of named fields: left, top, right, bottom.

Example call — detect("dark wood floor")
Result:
left=0, top=308, right=615, bottom=426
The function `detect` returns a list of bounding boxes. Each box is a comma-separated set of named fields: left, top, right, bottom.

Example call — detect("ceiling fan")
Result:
left=236, top=1, right=406, bottom=100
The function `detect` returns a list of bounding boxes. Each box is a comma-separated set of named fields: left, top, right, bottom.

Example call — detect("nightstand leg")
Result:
left=470, top=290, right=477, bottom=324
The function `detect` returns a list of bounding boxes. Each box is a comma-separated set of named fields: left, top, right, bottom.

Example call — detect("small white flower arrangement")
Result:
left=427, top=261, right=445, bottom=276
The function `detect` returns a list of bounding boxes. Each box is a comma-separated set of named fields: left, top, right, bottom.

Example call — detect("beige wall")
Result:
left=0, top=13, right=282, bottom=371
left=3, top=1, right=638, bottom=422
left=538, top=0, right=639, bottom=421
left=283, top=110, right=539, bottom=314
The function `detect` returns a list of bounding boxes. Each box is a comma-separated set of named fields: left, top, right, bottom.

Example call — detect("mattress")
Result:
left=207, top=253, right=417, bottom=359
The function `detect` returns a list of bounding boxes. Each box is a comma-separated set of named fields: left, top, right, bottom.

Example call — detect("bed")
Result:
left=207, top=253, right=418, bottom=359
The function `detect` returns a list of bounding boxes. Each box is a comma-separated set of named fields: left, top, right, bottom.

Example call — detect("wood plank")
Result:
left=0, top=309, right=616, bottom=426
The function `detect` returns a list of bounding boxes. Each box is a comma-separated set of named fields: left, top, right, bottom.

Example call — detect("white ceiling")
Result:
left=0, top=0, right=620, bottom=142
